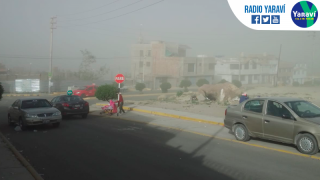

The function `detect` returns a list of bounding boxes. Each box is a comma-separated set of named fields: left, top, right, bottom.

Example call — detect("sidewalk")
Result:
left=94, top=103, right=224, bottom=125
left=0, top=138, right=35, bottom=180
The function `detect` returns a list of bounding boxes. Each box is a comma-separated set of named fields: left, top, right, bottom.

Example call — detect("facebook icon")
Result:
left=251, top=15, right=260, bottom=24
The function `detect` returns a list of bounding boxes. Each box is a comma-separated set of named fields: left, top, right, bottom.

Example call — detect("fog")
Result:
left=0, top=0, right=319, bottom=75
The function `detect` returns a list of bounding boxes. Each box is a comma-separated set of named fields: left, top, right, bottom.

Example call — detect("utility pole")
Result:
left=142, top=56, right=145, bottom=82
left=309, top=32, right=316, bottom=85
left=276, top=44, right=282, bottom=86
left=49, top=16, right=57, bottom=94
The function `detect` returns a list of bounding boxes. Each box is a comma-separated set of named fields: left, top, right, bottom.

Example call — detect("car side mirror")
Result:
left=282, top=114, right=293, bottom=120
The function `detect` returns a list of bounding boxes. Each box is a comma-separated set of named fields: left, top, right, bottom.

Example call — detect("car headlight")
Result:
left=76, top=92, right=80, bottom=94
left=53, top=111, right=61, bottom=116
left=25, top=114, right=37, bottom=118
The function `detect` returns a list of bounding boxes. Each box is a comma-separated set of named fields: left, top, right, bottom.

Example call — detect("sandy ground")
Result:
left=128, top=86, right=320, bottom=118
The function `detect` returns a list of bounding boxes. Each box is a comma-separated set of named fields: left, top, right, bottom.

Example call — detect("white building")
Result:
left=215, top=57, right=278, bottom=85
left=292, top=63, right=307, bottom=84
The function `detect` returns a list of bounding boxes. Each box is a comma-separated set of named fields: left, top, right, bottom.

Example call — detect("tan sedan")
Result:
left=224, top=97, right=320, bottom=155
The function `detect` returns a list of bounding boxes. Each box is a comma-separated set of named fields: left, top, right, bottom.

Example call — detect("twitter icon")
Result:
left=261, top=15, right=270, bottom=24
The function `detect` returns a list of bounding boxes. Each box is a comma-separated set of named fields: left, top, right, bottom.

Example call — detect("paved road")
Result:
left=1, top=97, right=320, bottom=180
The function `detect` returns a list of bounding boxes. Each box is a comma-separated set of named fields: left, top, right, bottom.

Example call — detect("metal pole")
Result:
left=49, top=17, right=56, bottom=94
left=118, top=83, right=120, bottom=100
left=142, top=56, right=145, bottom=82
left=276, top=44, right=282, bottom=86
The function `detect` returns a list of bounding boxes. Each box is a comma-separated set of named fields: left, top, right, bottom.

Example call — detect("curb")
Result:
left=3, top=94, right=40, bottom=97
left=0, top=131, right=44, bottom=180
left=95, top=103, right=224, bottom=126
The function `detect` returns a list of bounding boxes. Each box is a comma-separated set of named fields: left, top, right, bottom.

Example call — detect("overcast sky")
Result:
left=0, top=0, right=319, bottom=73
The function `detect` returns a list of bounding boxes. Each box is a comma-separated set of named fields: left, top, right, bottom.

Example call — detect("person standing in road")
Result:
left=239, top=92, right=249, bottom=104
left=118, top=92, right=125, bottom=114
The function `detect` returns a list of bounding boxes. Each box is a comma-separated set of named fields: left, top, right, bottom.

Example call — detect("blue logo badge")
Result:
left=261, top=15, right=270, bottom=24
left=251, top=15, right=260, bottom=24
left=291, top=1, right=318, bottom=28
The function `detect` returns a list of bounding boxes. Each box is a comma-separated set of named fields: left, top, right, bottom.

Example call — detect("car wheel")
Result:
left=296, top=134, right=319, bottom=155
left=234, top=124, right=250, bottom=142
left=8, top=115, right=14, bottom=126
left=82, top=114, right=88, bottom=119
left=53, top=122, right=60, bottom=128
left=19, top=118, right=27, bottom=130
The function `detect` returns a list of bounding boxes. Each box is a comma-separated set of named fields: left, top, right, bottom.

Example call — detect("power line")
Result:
left=58, top=0, right=121, bottom=17
left=59, top=0, right=143, bottom=22
left=0, top=55, right=139, bottom=60
left=63, top=0, right=164, bottom=26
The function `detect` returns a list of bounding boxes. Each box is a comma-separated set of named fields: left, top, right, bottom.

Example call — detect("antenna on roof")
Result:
left=139, top=24, right=143, bottom=44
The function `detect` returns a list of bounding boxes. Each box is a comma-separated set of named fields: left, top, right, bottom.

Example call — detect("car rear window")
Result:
left=21, top=99, right=52, bottom=109
left=61, top=96, right=83, bottom=102
left=244, top=100, right=265, bottom=113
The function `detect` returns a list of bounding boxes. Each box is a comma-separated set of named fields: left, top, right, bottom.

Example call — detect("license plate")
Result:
left=75, top=105, right=80, bottom=107
left=43, top=120, right=50, bottom=124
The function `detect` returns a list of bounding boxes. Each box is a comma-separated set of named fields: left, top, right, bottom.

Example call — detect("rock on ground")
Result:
left=198, top=83, right=241, bottom=102
left=158, top=94, right=168, bottom=101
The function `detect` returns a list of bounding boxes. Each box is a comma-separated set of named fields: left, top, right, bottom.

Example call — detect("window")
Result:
left=252, top=63, right=257, bottom=69
left=78, top=86, right=87, bottom=90
left=285, top=101, right=320, bottom=118
left=188, top=63, right=195, bottom=72
left=244, top=100, right=264, bottom=113
left=146, top=62, right=150, bottom=67
left=61, top=96, right=83, bottom=102
left=209, top=63, right=215, bottom=70
left=254, top=75, right=259, bottom=80
left=148, top=50, right=151, bottom=57
left=51, top=97, right=57, bottom=103
left=232, top=75, right=239, bottom=81
left=244, top=63, right=249, bottom=69
left=87, top=87, right=93, bottom=91
left=230, top=64, right=239, bottom=69
left=56, top=97, right=62, bottom=102
left=267, top=101, right=293, bottom=119
left=241, top=75, right=245, bottom=81
left=21, top=99, right=52, bottom=109
left=12, top=100, right=19, bottom=107
left=139, top=61, right=143, bottom=68
left=140, top=50, right=144, bottom=57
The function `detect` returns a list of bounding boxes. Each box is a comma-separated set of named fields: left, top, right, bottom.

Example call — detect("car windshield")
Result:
left=77, top=86, right=87, bottom=90
left=21, top=99, right=52, bottom=109
left=61, top=96, right=82, bottom=102
left=285, top=101, right=320, bottom=118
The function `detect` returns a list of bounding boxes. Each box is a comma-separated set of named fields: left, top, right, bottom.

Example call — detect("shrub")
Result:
left=219, top=79, right=228, bottom=83
left=135, top=83, right=146, bottom=92
left=292, top=81, right=300, bottom=87
left=196, top=78, right=209, bottom=87
left=0, top=83, right=3, bottom=101
left=160, top=82, right=171, bottom=93
left=232, top=79, right=242, bottom=88
left=176, top=90, right=183, bottom=97
left=95, top=84, right=117, bottom=101
left=179, top=79, right=192, bottom=92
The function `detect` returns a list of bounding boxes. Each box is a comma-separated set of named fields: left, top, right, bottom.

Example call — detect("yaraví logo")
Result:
left=291, top=1, right=318, bottom=28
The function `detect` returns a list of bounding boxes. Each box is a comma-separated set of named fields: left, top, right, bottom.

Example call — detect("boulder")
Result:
left=198, top=82, right=241, bottom=103
left=158, top=94, right=167, bottom=101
